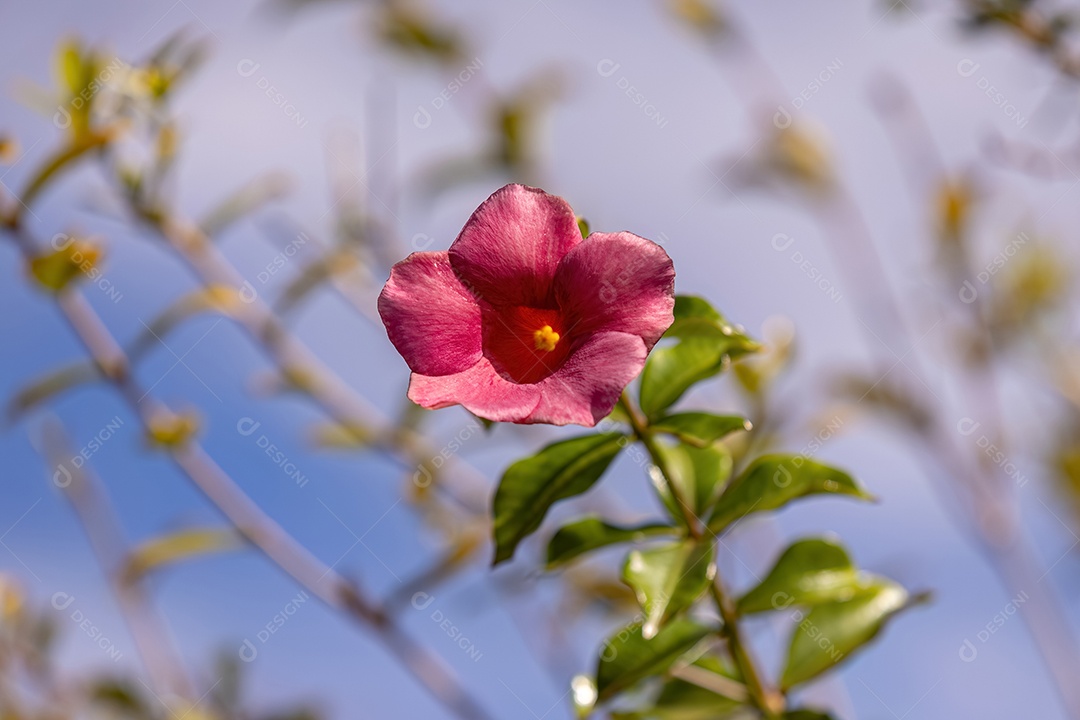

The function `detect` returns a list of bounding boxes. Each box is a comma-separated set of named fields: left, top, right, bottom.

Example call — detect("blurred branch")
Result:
left=112, top=157, right=490, bottom=520
left=680, top=5, right=1080, bottom=717
left=962, top=0, right=1080, bottom=79
left=37, top=417, right=197, bottom=704
left=1, top=213, right=496, bottom=720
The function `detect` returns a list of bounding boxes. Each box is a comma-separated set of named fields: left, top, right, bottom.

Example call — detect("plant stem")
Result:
left=709, top=578, right=784, bottom=718
left=617, top=391, right=783, bottom=717
left=618, top=393, right=701, bottom=539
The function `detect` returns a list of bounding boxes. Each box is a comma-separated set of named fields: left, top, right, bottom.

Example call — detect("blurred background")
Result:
left=2, top=0, right=1080, bottom=718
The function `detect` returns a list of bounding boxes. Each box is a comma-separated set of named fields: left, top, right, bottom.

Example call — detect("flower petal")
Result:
left=528, top=331, right=648, bottom=427
left=408, top=359, right=541, bottom=423
left=378, top=251, right=482, bottom=377
left=449, top=184, right=582, bottom=307
left=554, top=231, right=675, bottom=350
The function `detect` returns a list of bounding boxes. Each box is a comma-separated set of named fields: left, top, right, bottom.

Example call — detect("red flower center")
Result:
left=482, top=305, right=572, bottom=384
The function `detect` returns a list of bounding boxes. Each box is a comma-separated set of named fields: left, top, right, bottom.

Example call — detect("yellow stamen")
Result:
left=533, top=325, right=560, bottom=352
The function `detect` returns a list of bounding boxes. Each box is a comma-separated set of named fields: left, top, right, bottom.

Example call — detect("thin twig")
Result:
left=37, top=418, right=197, bottom=702
left=2, top=218, right=496, bottom=720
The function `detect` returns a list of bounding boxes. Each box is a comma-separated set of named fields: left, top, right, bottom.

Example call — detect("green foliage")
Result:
left=652, top=442, right=732, bottom=521
left=547, top=517, right=675, bottom=569
left=487, top=295, right=910, bottom=716
left=708, top=455, right=873, bottom=533
left=639, top=296, right=758, bottom=418
left=595, top=619, right=712, bottom=703
left=780, top=580, right=912, bottom=689
left=492, top=433, right=626, bottom=564
left=611, top=656, right=744, bottom=720
left=622, top=539, right=714, bottom=639
left=8, top=361, right=100, bottom=420
left=651, top=412, right=751, bottom=448
left=122, top=527, right=242, bottom=584
left=738, top=538, right=863, bottom=614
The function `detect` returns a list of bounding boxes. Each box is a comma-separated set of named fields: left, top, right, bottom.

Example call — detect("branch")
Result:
left=2, top=219, right=496, bottom=720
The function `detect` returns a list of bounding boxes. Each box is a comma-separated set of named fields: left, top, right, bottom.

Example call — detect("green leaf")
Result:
left=665, top=297, right=756, bottom=343
left=493, top=433, right=626, bottom=565
left=122, top=527, right=242, bottom=584
left=738, top=538, right=864, bottom=615
left=8, top=362, right=100, bottom=420
left=90, top=679, right=151, bottom=714
left=613, top=665, right=745, bottom=720
left=546, top=517, right=675, bottom=569
left=652, top=656, right=744, bottom=719
left=783, top=711, right=837, bottom=720
left=780, top=580, right=911, bottom=690
left=604, top=401, right=632, bottom=426
left=708, top=455, right=873, bottom=533
left=57, top=40, right=84, bottom=96
left=623, top=540, right=715, bottom=639
left=611, top=655, right=746, bottom=719
left=639, top=340, right=728, bottom=419
left=652, top=412, right=752, bottom=448
left=596, top=618, right=711, bottom=703
left=653, top=443, right=732, bottom=521
left=639, top=297, right=758, bottom=418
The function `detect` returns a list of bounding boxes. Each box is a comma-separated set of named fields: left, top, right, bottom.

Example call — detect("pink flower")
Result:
left=378, top=184, right=675, bottom=426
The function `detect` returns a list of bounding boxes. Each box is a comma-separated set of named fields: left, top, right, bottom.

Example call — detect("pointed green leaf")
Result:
left=639, top=340, right=729, bottom=419
left=653, top=442, right=732, bottom=521
left=547, top=517, right=675, bottom=569
left=784, top=711, right=837, bottom=720
left=666, top=296, right=758, bottom=345
left=596, top=618, right=712, bottom=703
left=493, top=433, right=626, bottom=565
left=639, top=297, right=758, bottom=418
left=623, top=540, right=715, bottom=639
left=611, top=655, right=746, bottom=719
left=652, top=412, right=752, bottom=448
left=577, top=216, right=591, bottom=238
left=780, top=580, right=911, bottom=690
left=57, top=40, right=84, bottom=96
left=122, top=527, right=242, bottom=583
left=613, top=676, right=744, bottom=720
left=738, top=538, right=864, bottom=614
left=8, top=362, right=100, bottom=420
left=708, top=455, right=873, bottom=533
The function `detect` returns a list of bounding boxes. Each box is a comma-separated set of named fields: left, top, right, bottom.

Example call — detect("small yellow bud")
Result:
left=147, top=411, right=199, bottom=448
left=29, top=237, right=103, bottom=292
